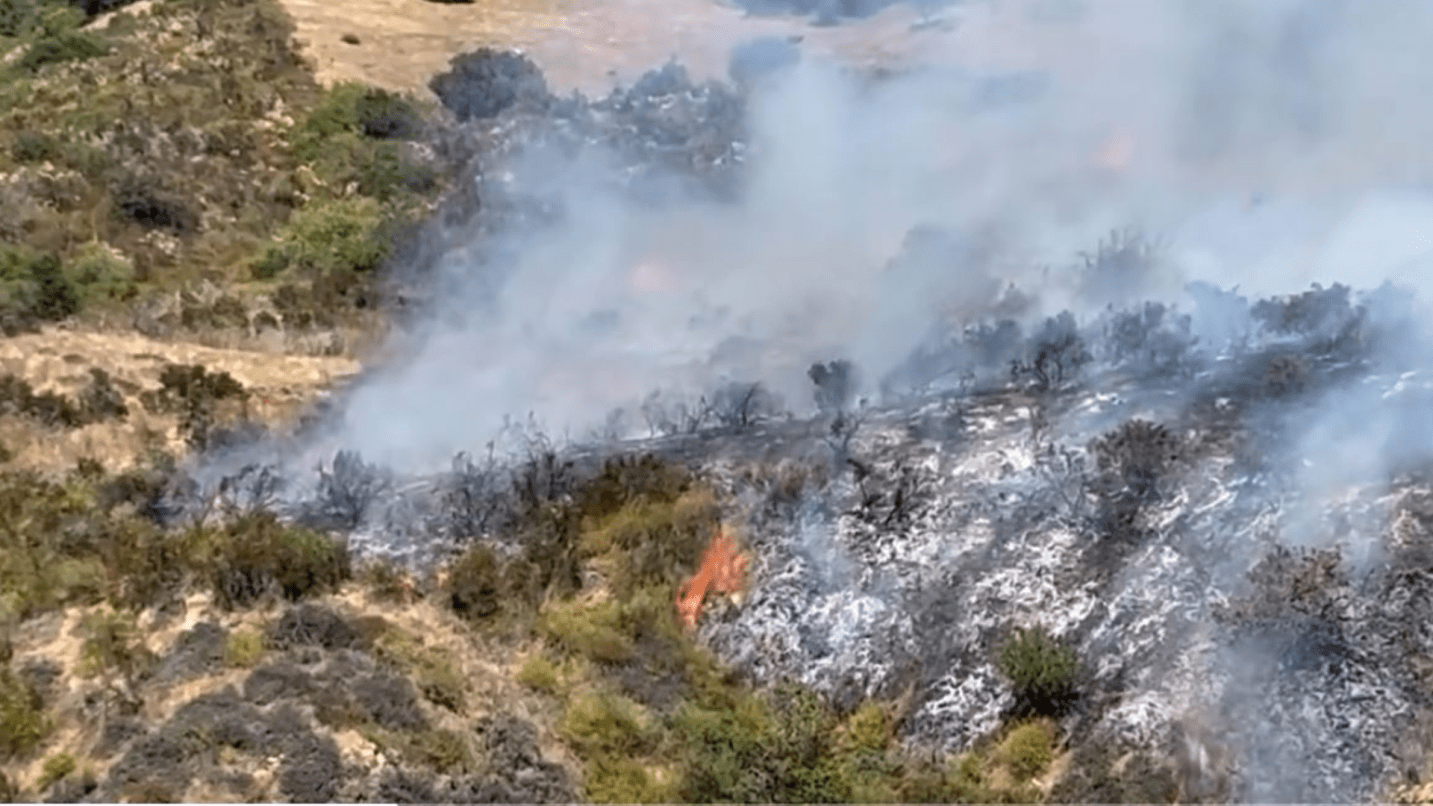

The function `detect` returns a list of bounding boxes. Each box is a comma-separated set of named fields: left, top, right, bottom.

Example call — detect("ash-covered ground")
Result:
left=173, top=5, right=1433, bottom=801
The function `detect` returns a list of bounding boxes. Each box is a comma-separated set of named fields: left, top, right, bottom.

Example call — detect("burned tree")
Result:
left=1078, top=228, right=1165, bottom=308
left=441, top=448, right=505, bottom=541
left=1102, top=302, right=1200, bottom=379
left=310, top=450, right=390, bottom=531
left=1013, top=312, right=1091, bottom=392
left=1086, top=419, right=1183, bottom=543
left=708, top=381, right=781, bottom=432
left=809, top=360, right=858, bottom=414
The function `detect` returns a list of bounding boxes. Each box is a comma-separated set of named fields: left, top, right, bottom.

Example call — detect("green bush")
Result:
left=561, top=692, right=653, bottom=758
left=20, top=24, right=109, bottom=72
left=1000, top=722, right=1053, bottom=781
left=250, top=196, right=389, bottom=280
left=0, top=0, right=37, bottom=38
left=209, top=512, right=351, bottom=609
left=10, top=131, right=59, bottom=163
left=539, top=599, right=633, bottom=664
left=0, top=246, right=80, bottom=325
left=0, top=668, right=48, bottom=760
left=36, top=751, right=75, bottom=791
left=288, top=82, right=424, bottom=162
left=446, top=542, right=502, bottom=622
left=78, top=610, right=157, bottom=680
left=65, top=242, right=136, bottom=305
left=996, top=625, right=1079, bottom=717
left=223, top=628, right=265, bottom=667
left=516, top=654, right=560, bottom=694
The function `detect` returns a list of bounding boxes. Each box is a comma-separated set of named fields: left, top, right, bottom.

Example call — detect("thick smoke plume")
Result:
left=269, top=0, right=1433, bottom=477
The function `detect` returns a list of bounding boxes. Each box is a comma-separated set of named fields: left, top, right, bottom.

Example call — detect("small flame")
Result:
left=676, top=524, right=750, bottom=631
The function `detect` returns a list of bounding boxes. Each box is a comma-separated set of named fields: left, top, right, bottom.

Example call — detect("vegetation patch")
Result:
left=223, top=628, right=266, bottom=668
left=207, top=511, right=351, bottom=609
left=997, top=625, right=1080, bottom=718
left=0, top=666, right=48, bottom=761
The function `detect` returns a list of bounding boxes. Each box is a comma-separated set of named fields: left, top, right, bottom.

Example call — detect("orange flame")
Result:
left=675, top=524, right=750, bottom=631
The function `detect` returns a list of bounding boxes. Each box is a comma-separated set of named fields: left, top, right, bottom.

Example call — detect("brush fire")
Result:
left=676, top=524, right=750, bottom=631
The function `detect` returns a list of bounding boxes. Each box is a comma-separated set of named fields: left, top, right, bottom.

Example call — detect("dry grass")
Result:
left=0, top=326, right=357, bottom=472
left=275, top=0, right=948, bottom=98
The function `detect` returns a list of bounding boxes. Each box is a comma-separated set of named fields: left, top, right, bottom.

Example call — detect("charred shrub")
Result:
left=210, top=512, right=350, bottom=609
left=996, top=625, right=1079, bottom=717
left=309, top=450, right=389, bottom=531
left=849, top=455, right=928, bottom=530
left=1252, top=282, right=1366, bottom=353
left=278, top=733, right=342, bottom=802
left=1078, top=228, right=1164, bottom=307
left=268, top=604, right=366, bottom=652
left=1013, top=311, right=1090, bottom=391
left=428, top=48, right=550, bottom=122
left=441, top=450, right=504, bottom=540
left=111, top=177, right=198, bottom=235
left=77, top=369, right=128, bottom=423
left=1103, top=302, right=1200, bottom=378
left=708, top=380, right=782, bottom=431
left=810, top=360, right=859, bottom=413
left=1263, top=352, right=1309, bottom=397
left=1088, top=419, right=1182, bottom=502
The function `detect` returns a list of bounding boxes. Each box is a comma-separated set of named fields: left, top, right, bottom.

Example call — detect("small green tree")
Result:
left=997, top=625, right=1079, bottom=717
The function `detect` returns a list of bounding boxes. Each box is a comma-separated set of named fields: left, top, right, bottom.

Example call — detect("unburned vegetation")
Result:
left=0, top=0, right=446, bottom=347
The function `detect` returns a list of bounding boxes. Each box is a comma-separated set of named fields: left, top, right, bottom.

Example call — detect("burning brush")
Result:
left=676, top=524, right=751, bottom=631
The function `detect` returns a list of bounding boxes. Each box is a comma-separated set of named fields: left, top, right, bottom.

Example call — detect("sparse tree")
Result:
left=1012, top=312, right=1091, bottom=391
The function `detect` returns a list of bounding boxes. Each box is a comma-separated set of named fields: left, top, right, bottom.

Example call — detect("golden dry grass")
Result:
left=0, top=326, right=358, bottom=472
left=277, top=0, right=951, bottom=98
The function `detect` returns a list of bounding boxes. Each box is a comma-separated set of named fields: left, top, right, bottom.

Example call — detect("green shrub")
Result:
left=10, top=131, right=59, bottom=163
left=996, top=625, right=1079, bottom=717
left=20, top=30, right=109, bottom=72
left=1000, top=721, right=1053, bottom=781
left=78, top=610, right=157, bottom=680
left=561, top=692, right=653, bottom=758
left=288, top=82, right=424, bottom=161
left=223, top=628, right=265, bottom=667
left=539, top=599, right=632, bottom=664
left=250, top=196, right=388, bottom=280
left=65, top=242, right=136, bottom=305
left=583, top=754, right=670, bottom=804
left=0, top=668, right=48, bottom=760
left=446, top=542, right=501, bottom=622
left=516, top=653, right=560, bottom=694
left=0, top=0, right=37, bottom=38
left=36, top=751, right=75, bottom=791
left=209, top=512, right=351, bottom=609
left=583, top=491, right=720, bottom=599
left=0, top=246, right=80, bottom=324
left=838, top=699, right=891, bottom=757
